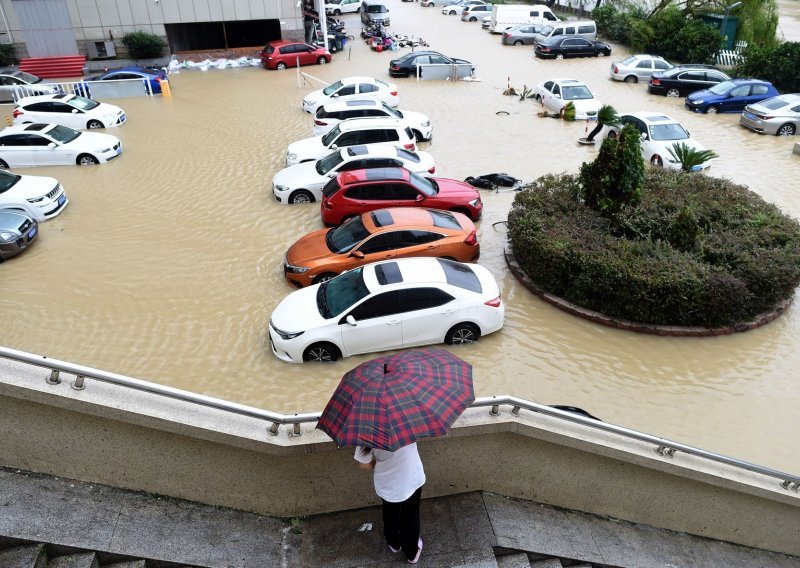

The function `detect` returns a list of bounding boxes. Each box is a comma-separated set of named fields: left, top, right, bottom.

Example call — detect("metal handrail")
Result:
left=1, top=345, right=798, bottom=491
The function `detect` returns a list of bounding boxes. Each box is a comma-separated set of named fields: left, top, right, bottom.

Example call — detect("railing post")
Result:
left=269, top=423, right=280, bottom=436
left=72, top=375, right=86, bottom=390
left=46, top=369, right=61, bottom=385
left=656, top=445, right=676, bottom=458
left=490, top=404, right=500, bottom=416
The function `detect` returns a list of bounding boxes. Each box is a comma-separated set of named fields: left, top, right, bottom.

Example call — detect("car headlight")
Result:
left=287, top=153, right=298, bottom=161
left=96, top=147, right=112, bottom=153
left=692, top=99, right=704, bottom=104
left=469, top=198, right=481, bottom=207
left=0, top=230, right=19, bottom=242
left=285, top=263, right=310, bottom=274
left=421, top=121, right=430, bottom=127
left=270, top=320, right=305, bottom=340
left=27, top=196, right=44, bottom=203
left=303, top=99, right=316, bottom=107
left=275, top=184, right=289, bottom=193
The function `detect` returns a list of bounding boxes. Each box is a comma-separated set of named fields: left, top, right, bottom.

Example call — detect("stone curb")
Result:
left=504, top=247, right=792, bottom=337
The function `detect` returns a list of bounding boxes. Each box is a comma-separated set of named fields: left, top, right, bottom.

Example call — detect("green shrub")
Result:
left=735, top=42, right=800, bottom=93
left=507, top=169, right=800, bottom=327
left=0, top=43, right=16, bottom=66
left=122, top=31, right=164, bottom=59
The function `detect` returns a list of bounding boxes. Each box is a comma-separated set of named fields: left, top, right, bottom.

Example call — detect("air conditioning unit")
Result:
left=87, top=40, right=116, bottom=59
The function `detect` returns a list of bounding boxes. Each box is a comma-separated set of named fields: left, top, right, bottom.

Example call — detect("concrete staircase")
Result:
left=496, top=551, right=614, bottom=568
left=18, top=56, right=87, bottom=79
left=0, top=538, right=187, bottom=568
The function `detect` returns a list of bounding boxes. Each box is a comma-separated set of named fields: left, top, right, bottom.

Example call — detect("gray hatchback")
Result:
left=501, top=24, right=545, bottom=46
left=0, top=209, right=38, bottom=261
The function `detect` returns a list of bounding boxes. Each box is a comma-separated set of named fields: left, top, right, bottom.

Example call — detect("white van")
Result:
left=488, top=4, right=558, bottom=34
left=532, top=19, right=597, bottom=44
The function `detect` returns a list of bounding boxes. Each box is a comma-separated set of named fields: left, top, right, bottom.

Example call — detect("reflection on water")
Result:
left=1, top=2, right=799, bottom=473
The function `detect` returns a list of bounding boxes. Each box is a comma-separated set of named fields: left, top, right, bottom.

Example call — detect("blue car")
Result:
left=78, top=66, right=168, bottom=97
left=685, top=78, right=779, bottom=114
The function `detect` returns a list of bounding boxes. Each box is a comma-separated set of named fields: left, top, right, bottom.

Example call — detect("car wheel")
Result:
left=706, top=105, right=719, bottom=114
left=318, top=56, right=328, bottom=65
left=513, top=40, right=523, bottom=46
left=334, top=8, right=341, bottom=14
left=650, top=154, right=664, bottom=167
left=0, top=159, right=8, bottom=169
left=289, top=189, right=315, bottom=204
left=624, top=75, right=638, bottom=84
left=356, top=6, right=361, bottom=12
left=77, top=154, right=99, bottom=165
left=412, top=129, right=424, bottom=142
left=555, top=53, right=564, bottom=60
left=303, top=342, right=341, bottom=362
left=666, top=88, right=680, bottom=97
left=276, top=62, right=287, bottom=70
left=445, top=323, right=480, bottom=345
left=313, top=272, right=337, bottom=285
left=777, top=123, right=796, bottom=136
left=86, top=119, right=104, bottom=129
left=607, top=130, right=618, bottom=140
left=449, top=9, right=456, bottom=14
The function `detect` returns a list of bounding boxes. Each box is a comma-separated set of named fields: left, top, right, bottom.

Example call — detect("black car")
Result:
left=388, top=50, right=474, bottom=78
left=647, top=66, right=731, bottom=98
left=534, top=37, right=612, bottom=59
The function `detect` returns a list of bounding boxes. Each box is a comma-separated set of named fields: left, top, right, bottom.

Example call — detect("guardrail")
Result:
left=3, top=78, right=156, bottom=103
left=1, top=344, right=798, bottom=492
left=416, top=63, right=475, bottom=81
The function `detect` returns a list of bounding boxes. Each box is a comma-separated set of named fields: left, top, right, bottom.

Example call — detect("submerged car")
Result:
left=260, top=41, right=331, bottom=71
left=0, top=68, right=61, bottom=103
left=502, top=24, right=545, bottom=46
left=685, top=79, right=779, bottom=114
left=0, top=209, right=38, bottom=262
left=609, top=54, right=672, bottom=83
left=0, top=168, right=68, bottom=221
left=534, top=37, right=611, bottom=59
left=302, top=76, right=399, bottom=114
left=647, top=66, right=730, bottom=98
left=389, top=51, right=474, bottom=78
left=313, top=99, right=432, bottom=141
left=534, top=78, right=601, bottom=120
left=0, top=123, right=122, bottom=167
left=269, top=257, right=504, bottom=362
left=606, top=112, right=713, bottom=170
left=82, top=66, right=168, bottom=95
left=284, top=207, right=480, bottom=287
left=739, top=93, right=800, bottom=136
left=13, top=94, right=126, bottom=130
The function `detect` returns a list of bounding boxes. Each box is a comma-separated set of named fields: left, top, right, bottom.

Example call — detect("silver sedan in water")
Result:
left=501, top=24, right=545, bottom=46
left=740, top=93, right=800, bottom=136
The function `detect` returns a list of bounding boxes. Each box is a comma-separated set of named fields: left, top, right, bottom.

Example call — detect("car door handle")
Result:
left=440, top=308, right=455, bottom=314
left=386, top=319, right=400, bottom=325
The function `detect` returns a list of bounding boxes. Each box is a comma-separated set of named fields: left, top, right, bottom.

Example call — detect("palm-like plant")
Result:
left=562, top=101, right=576, bottom=121
left=585, top=104, right=620, bottom=142
left=667, top=142, right=719, bottom=172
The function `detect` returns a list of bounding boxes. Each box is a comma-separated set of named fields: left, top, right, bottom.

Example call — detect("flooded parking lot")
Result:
left=1, top=1, right=799, bottom=473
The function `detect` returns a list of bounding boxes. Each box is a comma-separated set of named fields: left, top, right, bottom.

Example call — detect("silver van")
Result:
left=532, top=19, right=597, bottom=44
left=361, top=0, right=390, bottom=26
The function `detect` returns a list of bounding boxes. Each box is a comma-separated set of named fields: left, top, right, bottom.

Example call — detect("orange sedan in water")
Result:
left=283, top=207, right=480, bottom=287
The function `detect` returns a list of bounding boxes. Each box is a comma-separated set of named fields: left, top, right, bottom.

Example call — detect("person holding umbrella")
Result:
left=317, top=348, right=475, bottom=565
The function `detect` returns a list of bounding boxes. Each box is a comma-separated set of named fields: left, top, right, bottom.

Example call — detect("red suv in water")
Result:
left=260, top=41, right=332, bottom=70
left=320, top=167, right=483, bottom=226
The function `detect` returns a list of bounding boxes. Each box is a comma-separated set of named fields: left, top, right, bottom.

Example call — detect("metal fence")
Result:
left=3, top=78, right=157, bottom=104
left=416, top=63, right=475, bottom=81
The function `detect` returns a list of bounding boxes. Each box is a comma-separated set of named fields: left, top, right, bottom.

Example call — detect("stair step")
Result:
left=19, top=56, right=87, bottom=79
left=103, top=562, right=147, bottom=568
left=48, top=552, right=99, bottom=568
left=529, top=560, right=564, bottom=568
left=0, top=544, right=47, bottom=568
left=497, top=553, right=532, bottom=568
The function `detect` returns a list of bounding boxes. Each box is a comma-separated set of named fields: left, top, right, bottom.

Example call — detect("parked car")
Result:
left=648, top=66, right=731, bottom=98
left=283, top=207, right=480, bottom=287
left=0, top=123, right=122, bottom=168
left=501, top=24, right=545, bottom=46
left=313, top=99, right=432, bottom=140
left=461, top=4, right=492, bottom=21
left=325, top=0, right=362, bottom=15
left=531, top=19, right=596, bottom=43
left=0, top=68, right=61, bottom=103
left=302, top=77, right=399, bottom=114
left=260, top=41, right=331, bottom=70
left=534, top=36, right=611, bottom=59
left=13, top=94, right=125, bottom=130
left=389, top=51, right=474, bottom=78
left=268, top=257, right=504, bottom=362
left=533, top=78, right=601, bottom=120
left=606, top=112, right=713, bottom=170
left=740, top=93, right=800, bottom=136
left=273, top=144, right=436, bottom=204
left=442, top=0, right=485, bottom=15
left=609, top=54, right=673, bottom=83
left=82, top=66, right=167, bottom=95
left=320, top=166, right=482, bottom=226
left=286, top=118, right=416, bottom=166
left=482, top=15, right=491, bottom=28
left=685, top=79, right=779, bottom=114
left=489, top=4, right=558, bottom=33
left=361, top=0, right=390, bottom=26
left=0, top=168, right=68, bottom=221
left=0, top=209, right=38, bottom=262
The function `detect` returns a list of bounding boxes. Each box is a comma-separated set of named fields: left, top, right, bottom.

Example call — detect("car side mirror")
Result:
left=332, top=93, right=339, bottom=98
left=350, top=250, right=364, bottom=259
left=640, top=132, right=649, bottom=141
left=327, top=172, right=336, bottom=178
left=346, top=315, right=357, bottom=326
left=330, top=144, right=338, bottom=149
left=415, top=194, right=425, bottom=202
left=48, top=142, right=57, bottom=148
left=71, top=109, right=79, bottom=114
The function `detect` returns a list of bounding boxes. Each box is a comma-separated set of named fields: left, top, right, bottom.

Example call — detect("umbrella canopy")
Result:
left=317, top=348, right=474, bottom=451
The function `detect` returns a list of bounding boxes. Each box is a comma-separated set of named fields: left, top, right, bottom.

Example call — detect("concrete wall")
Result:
left=1, top=357, right=799, bottom=556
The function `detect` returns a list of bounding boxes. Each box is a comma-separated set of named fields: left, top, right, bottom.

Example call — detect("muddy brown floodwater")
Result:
left=1, top=2, right=799, bottom=473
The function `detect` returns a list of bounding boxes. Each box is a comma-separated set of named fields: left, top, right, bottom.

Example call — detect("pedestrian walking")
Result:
left=355, top=443, right=425, bottom=563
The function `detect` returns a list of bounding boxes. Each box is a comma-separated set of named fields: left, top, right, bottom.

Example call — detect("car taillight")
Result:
left=428, top=166, right=436, bottom=174
left=315, top=120, right=327, bottom=125
left=391, top=90, right=398, bottom=96
left=650, top=77, right=660, bottom=85
left=12, top=108, right=22, bottom=118
left=323, top=199, right=333, bottom=209
left=404, top=143, right=415, bottom=150
left=612, top=65, right=618, bottom=74
left=755, top=113, right=773, bottom=120
left=464, top=230, right=477, bottom=246
left=503, top=33, right=510, bottom=39
left=540, top=46, right=551, bottom=52
left=485, top=296, right=502, bottom=308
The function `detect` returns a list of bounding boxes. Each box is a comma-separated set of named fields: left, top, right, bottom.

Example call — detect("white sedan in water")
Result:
left=534, top=78, right=602, bottom=120
left=13, top=93, right=126, bottom=130
left=273, top=144, right=436, bottom=205
left=268, top=257, right=505, bottom=362
left=302, top=76, right=399, bottom=114
left=0, top=168, right=68, bottom=221
left=0, top=123, right=122, bottom=167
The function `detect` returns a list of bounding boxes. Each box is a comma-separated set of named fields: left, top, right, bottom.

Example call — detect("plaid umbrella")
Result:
left=316, top=348, right=474, bottom=451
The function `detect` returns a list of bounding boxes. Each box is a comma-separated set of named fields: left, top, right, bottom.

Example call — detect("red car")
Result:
left=260, top=40, right=332, bottom=70
left=320, top=167, right=483, bottom=226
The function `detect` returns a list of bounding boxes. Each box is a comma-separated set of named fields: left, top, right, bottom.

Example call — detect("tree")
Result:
left=586, top=105, right=620, bottom=142
left=667, top=142, right=719, bottom=172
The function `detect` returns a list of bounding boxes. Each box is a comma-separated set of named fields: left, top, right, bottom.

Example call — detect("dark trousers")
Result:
left=382, top=487, right=422, bottom=560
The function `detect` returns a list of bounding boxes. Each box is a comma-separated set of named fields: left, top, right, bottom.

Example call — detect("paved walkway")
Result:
left=1, top=467, right=799, bottom=568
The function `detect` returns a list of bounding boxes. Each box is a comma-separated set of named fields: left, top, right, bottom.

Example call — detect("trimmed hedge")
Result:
left=122, top=31, right=164, bottom=59
left=507, top=170, right=800, bottom=327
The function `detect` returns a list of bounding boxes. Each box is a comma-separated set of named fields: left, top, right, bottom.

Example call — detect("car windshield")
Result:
left=380, top=102, right=401, bottom=118
left=367, top=5, right=387, bottom=12
left=708, top=81, right=736, bottom=95
left=46, top=124, right=80, bottom=144
left=67, top=95, right=100, bottom=111
left=621, top=56, right=637, bottom=66
left=323, top=80, right=344, bottom=96
left=326, top=216, right=371, bottom=253
left=321, top=124, right=342, bottom=146
left=13, top=70, right=41, bottom=84
left=0, top=169, right=21, bottom=194
left=649, top=123, right=689, bottom=141
left=317, top=150, right=345, bottom=174
left=328, top=0, right=342, bottom=4
left=409, top=171, right=438, bottom=196
left=317, top=267, right=369, bottom=318
left=562, top=85, right=593, bottom=100
left=539, top=25, right=554, bottom=35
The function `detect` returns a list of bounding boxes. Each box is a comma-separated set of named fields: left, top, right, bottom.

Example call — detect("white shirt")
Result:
left=354, top=443, right=426, bottom=503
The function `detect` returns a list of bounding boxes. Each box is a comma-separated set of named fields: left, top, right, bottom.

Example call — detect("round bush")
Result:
left=122, top=31, right=164, bottom=59
left=507, top=170, right=800, bottom=327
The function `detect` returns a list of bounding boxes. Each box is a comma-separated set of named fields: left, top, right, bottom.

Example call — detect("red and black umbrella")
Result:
left=317, top=348, right=474, bottom=451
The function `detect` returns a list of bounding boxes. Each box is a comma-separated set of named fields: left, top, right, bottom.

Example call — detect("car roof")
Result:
left=335, top=117, right=406, bottom=131
left=15, top=93, right=77, bottom=106
left=0, top=123, right=57, bottom=135
left=338, top=166, right=411, bottom=185
left=342, top=144, right=404, bottom=159
left=363, top=207, right=463, bottom=232
left=362, top=257, right=482, bottom=291
left=623, top=112, right=679, bottom=124
left=321, top=99, right=382, bottom=112
left=337, top=76, right=383, bottom=85
left=268, top=40, right=306, bottom=47
left=549, top=78, right=586, bottom=86
left=730, top=78, right=772, bottom=85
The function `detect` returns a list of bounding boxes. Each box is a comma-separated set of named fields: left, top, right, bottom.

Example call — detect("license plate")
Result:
left=119, top=114, right=126, bottom=122
left=690, top=164, right=702, bottom=172
left=744, top=111, right=756, bottom=120
left=115, top=145, right=122, bottom=155
left=57, top=195, right=66, bottom=206
left=27, top=226, right=37, bottom=239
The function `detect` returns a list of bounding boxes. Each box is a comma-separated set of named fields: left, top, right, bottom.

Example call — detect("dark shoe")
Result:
left=408, top=537, right=423, bottom=564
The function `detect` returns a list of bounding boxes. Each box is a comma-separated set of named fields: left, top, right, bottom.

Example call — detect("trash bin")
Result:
left=700, top=13, right=739, bottom=51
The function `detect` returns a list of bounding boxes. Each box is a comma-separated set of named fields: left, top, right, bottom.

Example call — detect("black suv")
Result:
left=648, top=66, right=731, bottom=98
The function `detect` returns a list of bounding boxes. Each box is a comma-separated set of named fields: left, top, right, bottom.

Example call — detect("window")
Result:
left=24, top=102, right=54, bottom=112
left=636, top=60, right=652, bottom=69
left=345, top=183, right=394, bottom=200
left=706, top=72, right=727, bottom=82
left=333, top=132, right=360, bottom=146
left=544, top=12, right=557, bottom=20
left=322, top=177, right=342, bottom=197
left=654, top=60, right=670, bottom=70
left=543, top=81, right=554, bottom=91
left=349, top=291, right=400, bottom=321
left=0, top=135, right=31, bottom=146
left=365, top=109, right=389, bottom=118
left=358, top=83, right=378, bottom=93
left=358, top=129, right=389, bottom=144
left=577, top=25, right=594, bottom=34
left=428, top=210, right=461, bottom=229
left=564, top=27, right=575, bottom=35
left=27, top=135, right=51, bottom=147
left=385, top=183, right=420, bottom=200
left=337, top=85, right=357, bottom=96
left=358, top=232, right=400, bottom=254
left=438, top=259, right=481, bottom=292
left=751, top=84, right=769, bottom=96
left=730, top=86, right=749, bottom=97
left=681, top=71, right=705, bottom=82
left=397, top=230, right=443, bottom=247
left=397, top=288, right=454, bottom=312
